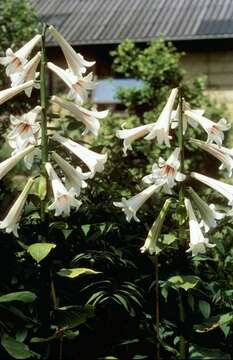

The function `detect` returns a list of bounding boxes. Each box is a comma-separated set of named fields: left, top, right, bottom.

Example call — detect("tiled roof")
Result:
left=31, top=0, right=233, bottom=45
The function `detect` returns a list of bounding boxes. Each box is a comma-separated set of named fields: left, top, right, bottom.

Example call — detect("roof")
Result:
left=31, top=0, right=233, bottom=45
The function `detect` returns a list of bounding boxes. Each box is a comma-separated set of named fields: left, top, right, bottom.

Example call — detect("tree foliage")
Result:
left=0, top=0, right=38, bottom=115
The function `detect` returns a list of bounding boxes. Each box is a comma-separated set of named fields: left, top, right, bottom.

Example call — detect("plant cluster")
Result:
left=0, top=14, right=232, bottom=360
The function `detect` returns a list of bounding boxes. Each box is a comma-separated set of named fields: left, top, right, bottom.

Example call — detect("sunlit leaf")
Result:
left=167, top=275, right=200, bottom=291
left=57, top=268, right=100, bottom=279
left=27, top=243, right=56, bottom=263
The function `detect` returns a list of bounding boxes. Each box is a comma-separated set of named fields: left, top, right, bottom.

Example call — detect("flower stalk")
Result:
left=178, top=89, right=187, bottom=359
left=40, top=24, right=48, bottom=221
left=152, top=198, right=171, bottom=360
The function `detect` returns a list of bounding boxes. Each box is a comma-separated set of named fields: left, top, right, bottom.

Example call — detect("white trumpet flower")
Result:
left=187, top=187, right=225, bottom=233
left=185, top=198, right=215, bottom=256
left=45, top=162, right=82, bottom=216
left=52, top=151, right=91, bottom=196
left=10, top=52, right=41, bottom=97
left=51, top=96, right=108, bottom=137
left=8, top=106, right=41, bottom=150
left=171, top=101, right=204, bottom=134
left=113, top=183, right=164, bottom=222
left=0, top=177, right=34, bottom=237
left=143, top=148, right=186, bottom=194
left=185, top=110, right=230, bottom=146
left=191, top=171, right=233, bottom=207
left=190, top=138, right=233, bottom=177
left=0, top=80, right=34, bottom=105
left=116, top=123, right=154, bottom=155
left=0, top=145, right=35, bottom=180
left=0, top=35, right=41, bottom=76
left=47, top=62, right=95, bottom=104
left=49, top=26, right=95, bottom=76
left=140, top=199, right=171, bottom=254
left=145, top=88, right=178, bottom=145
left=52, top=134, right=107, bottom=178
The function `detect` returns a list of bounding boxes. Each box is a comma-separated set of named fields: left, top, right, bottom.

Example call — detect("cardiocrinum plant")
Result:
left=0, top=24, right=108, bottom=359
left=114, top=87, right=233, bottom=359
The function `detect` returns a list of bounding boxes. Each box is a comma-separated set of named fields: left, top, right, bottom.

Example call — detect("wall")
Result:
left=181, top=50, right=233, bottom=118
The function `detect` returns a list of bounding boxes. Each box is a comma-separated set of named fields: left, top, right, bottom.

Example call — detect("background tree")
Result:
left=0, top=0, right=38, bottom=117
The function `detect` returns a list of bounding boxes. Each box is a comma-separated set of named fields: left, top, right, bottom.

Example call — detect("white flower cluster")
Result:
left=114, top=89, right=232, bottom=256
left=0, top=27, right=108, bottom=237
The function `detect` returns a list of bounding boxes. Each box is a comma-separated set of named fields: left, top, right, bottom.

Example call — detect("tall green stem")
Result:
left=155, top=253, right=160, bottom=360
left=178, top=88, right=187, bottom=359
left=40, top=24, right=48, bottom=222
left=153, top=199, right=172, bottom=360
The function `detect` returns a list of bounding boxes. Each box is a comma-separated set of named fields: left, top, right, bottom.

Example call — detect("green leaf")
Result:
left=54, top=305, right=94, bottom=329
left=220, top=323, right=230, bottom=337
left=57, top=268, right=100, bottom=279
left=27, top=243, right=56, bottom=263
left=163, top=234, right=177, bottom=245
left=199, top=300, right=211, bottom=319
left=1, top=336, right=40, bottom=359
left=167, top=275, right=200, bottom=291
left=189, top=345, right=231, bottom=359
left=63, top=329, right=79, bottom=340
left=161, top=287, right=168, bottom=301
left=81, top=224, right=90, bottom=236
left=219, top=313, right=233, bottom=337
left=0, top=291, right=36, bottom=304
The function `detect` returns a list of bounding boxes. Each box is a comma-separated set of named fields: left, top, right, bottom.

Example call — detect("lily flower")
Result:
left=7, top=106, right=41, bottom=150
left=10, top=52, right=41, bottom=97
left=0, top=35, right=41, bottom=76
left=0, top=80, right=34, bottom=105
left=0, top=145, right=35, bottom=180
left=0, top=177, right=34, bottom=237
left=52, top=151, right=91, bottom=196
left=190, top=138, right=233, bottom=176
left=51, top=96, right=108, bottom=137
left=143, top=148, right=186, bottom=194
left=191, top=171, right=233, bottom=206
left=116, top=123, right=154, bottom=155
left=140, top=198, right=171, bottom=254
left=48, top=25, right=95, bottom=76
left=145, top=88, right=178, bottom=145
left=187, top=187, right=225, bottom=233
left=171, top=100, right=204, bottom=134
left=45, top=162, right=82, bottom=216
left=47, top=62, right=95, bottom=104
left=52, top=134, right=107, bottom=178
left=185, top=198, right=215, bottom=256
left=113, top=183, right=164, bottom=222
left=185, top=110, right=230, bottom=146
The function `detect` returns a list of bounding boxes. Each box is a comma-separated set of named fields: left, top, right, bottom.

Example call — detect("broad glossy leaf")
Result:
left=167, top=275, right=200, bottom=291
left=189, top=345, right=230, bottom=359
left=199, top=300, right=211, bottom=319
left=0, top=291, right=36, bottom=304
left=1, top=336, right=40, bottom=359
left=57, top=268, right=100, bottom=279
left=54, top=304, right=94, bottom=328
left=27, top=243, right=56, bottom=263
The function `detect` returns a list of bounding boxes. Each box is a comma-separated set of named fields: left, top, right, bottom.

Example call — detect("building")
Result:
left=31, top=0, right=233, bottom=114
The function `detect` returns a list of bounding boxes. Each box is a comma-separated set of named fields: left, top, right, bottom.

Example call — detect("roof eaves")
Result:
left=45, top=33, right=233, bottom=47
